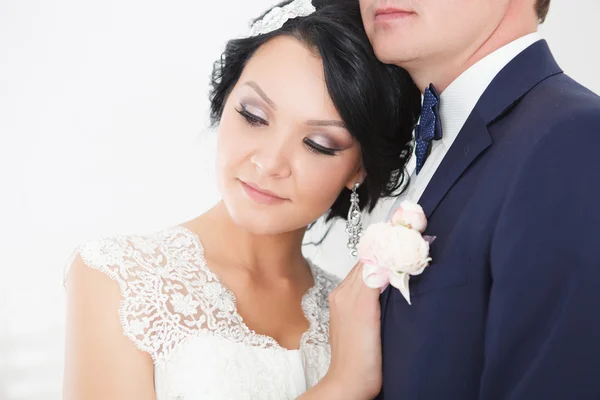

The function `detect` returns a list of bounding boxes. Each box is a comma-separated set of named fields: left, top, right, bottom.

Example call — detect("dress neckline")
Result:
left=174, top=225, right=320, bottom=352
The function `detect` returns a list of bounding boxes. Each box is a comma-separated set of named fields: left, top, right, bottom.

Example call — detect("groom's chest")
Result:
left=379, top=122, right=534, bottom=398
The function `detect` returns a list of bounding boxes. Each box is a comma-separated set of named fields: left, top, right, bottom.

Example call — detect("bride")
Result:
left=63, top=0, right=420, bottom=398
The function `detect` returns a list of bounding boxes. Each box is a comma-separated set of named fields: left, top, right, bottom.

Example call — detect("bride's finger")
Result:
left=354, top=266, right=382, bottom=299
left=333, top=261, right=362, bottom=291
left=349, top=260, right=366, bottom=282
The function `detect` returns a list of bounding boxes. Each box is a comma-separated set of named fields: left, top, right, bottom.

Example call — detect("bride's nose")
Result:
left=249, top=138, right=292, bottom=179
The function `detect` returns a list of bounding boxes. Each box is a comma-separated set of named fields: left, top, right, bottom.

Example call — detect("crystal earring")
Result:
left=346, top=183, right=363, bottom=258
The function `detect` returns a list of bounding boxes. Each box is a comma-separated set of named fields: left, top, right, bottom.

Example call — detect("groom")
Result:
left=362, top=0, right=600, bottom=398
left=304, top=0, right=600, bottom=399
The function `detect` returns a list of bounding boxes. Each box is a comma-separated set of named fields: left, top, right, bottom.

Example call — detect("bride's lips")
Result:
left=240, top=180, right=288, bottom=205
left=375, top=7, right=415, bottom=22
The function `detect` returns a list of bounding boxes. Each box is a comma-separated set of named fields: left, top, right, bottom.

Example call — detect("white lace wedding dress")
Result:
left=66, top=225, right=339, bottom=399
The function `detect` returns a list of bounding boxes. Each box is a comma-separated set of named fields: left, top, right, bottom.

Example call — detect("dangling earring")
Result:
left=346, top=183, right=363, bottom=258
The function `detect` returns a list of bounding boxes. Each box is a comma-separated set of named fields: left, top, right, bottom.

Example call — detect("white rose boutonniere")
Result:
left=359, top=201, right=435, bottom=305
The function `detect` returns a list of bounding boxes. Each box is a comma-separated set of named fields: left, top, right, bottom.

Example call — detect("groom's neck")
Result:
left=407, top=10, right=539, bottom=94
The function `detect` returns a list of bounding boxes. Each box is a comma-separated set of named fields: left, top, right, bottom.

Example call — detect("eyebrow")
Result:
left=244, top=81, right=277, bottom=110
left=243, top=81, right=345, bottom=128
left=306, top=119, right=346, bottom=128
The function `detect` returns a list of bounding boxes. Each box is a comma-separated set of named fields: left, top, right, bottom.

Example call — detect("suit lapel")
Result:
left=420, top=40, right=562, bottom=219
left=419, top=111, right=491, bottom=218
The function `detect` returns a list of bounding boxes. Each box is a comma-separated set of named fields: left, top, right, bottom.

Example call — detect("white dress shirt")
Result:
left=302, top=32, right=542, bottom=279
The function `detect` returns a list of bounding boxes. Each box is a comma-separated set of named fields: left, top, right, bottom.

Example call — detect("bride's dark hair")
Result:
left=209, top=0, right=421, bottom=221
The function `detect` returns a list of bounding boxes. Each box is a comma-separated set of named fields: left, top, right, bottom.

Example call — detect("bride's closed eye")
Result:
left=303, top=138, right=340, bottom=156
left=236, top=104, right=268, bottom=126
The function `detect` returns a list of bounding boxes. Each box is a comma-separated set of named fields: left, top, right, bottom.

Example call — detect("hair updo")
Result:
left=209, top=0, right=421, bottom=220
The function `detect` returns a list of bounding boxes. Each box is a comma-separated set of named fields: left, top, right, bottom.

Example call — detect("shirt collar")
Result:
left=438, top=32, right=542, bottom=148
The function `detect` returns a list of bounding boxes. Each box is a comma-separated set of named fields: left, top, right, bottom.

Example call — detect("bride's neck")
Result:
left=196, top=202, right=308, bottom=278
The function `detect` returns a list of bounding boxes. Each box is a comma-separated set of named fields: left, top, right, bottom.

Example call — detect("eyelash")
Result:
left=236, top=106, right=339, bottom=156
left=304, top=139, right=338, bottom=156
left=237, top=106, right=268, bottom=126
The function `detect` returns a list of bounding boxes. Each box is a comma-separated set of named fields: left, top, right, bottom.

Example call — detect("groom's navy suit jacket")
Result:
left=379, top=40, right=600, bottom=400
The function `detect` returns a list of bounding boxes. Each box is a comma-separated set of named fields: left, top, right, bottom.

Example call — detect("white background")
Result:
left=1, top=0, right=599, bottom=398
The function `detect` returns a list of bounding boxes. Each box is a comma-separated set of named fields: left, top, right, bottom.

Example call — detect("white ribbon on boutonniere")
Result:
left=359, top=201, right=435, bottom=305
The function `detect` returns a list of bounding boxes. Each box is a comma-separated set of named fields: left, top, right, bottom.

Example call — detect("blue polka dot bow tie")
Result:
left=414, top=83, right=443, bottom=174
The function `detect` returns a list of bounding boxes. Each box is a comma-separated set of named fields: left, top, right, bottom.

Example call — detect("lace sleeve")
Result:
left=64, top=230, right=207, bottom=364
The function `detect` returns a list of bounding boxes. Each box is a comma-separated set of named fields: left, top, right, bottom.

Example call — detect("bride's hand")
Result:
left=322, top=261, right=383, bottom=399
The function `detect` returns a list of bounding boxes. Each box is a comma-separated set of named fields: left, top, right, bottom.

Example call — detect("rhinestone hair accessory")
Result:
left=249, top=0, right=316, bottom=37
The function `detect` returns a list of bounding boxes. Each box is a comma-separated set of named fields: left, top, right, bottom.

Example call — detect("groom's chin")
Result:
left=371, top=41, right=421, bottom=69
left=365, top=28, right=419, bottom=67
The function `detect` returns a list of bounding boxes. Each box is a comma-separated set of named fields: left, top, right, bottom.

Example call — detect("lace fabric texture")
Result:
left=66, top=225, right=339, bottom=399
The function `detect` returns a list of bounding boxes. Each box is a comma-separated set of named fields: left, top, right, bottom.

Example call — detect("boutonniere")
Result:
left=359, top=201, right=435, bottom=305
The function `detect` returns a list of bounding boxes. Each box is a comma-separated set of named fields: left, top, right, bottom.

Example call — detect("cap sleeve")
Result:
left=64, top=229, right=207, bottom=363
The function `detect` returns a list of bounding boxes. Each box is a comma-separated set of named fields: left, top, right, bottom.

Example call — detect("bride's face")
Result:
left=216, top=36, right=364, bottom=235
